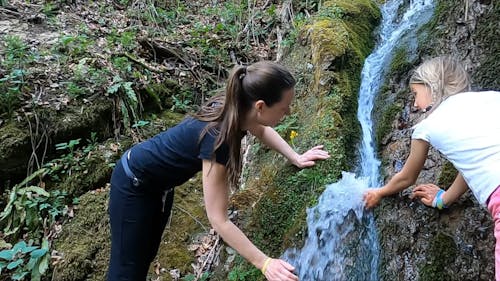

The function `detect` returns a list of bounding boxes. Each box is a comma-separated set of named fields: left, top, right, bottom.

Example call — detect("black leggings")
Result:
left=107, top=160, right=174, bottom=281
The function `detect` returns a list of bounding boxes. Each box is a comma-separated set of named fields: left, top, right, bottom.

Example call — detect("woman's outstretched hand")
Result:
left=363, top=189, right=382, bottom=209
left=263, top=258, right=299, bottom=281
left=410, top=183, right=441, bottom=207
left=292, top=145, right=330, bottom=168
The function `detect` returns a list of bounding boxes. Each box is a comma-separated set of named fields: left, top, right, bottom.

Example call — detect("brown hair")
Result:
left=193, top=61, right=296, bottom=188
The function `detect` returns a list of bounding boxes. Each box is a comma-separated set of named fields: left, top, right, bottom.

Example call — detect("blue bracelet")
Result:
left=432, top=189, right=447, bottom=210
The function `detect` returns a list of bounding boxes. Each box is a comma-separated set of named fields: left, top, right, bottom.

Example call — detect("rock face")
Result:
left=374, top=1, right=498, bottom=280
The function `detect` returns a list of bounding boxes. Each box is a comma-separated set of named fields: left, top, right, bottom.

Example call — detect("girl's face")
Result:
left=256, top=88, right=294, bottom=127
left=410, top=83, right=432, bottom=112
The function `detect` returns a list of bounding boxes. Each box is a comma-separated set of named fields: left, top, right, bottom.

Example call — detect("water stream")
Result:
left=282, top=1, right=435, bottom=280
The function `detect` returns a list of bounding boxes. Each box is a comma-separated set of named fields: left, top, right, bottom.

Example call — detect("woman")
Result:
left=108, top=61, right=330, bottom=281
left=364, top=56, right=500, bottom=279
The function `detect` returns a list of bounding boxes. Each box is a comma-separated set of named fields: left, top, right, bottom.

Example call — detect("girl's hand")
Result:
left=293, top=145, right=330, bottom=168
left=263, top=258, right=299, bottom=281
left=364, top=189, right=383, bottom=209
left=410, top=184, right=441, bottom=207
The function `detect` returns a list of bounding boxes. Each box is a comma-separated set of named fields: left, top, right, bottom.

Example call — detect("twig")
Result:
left=197, top=234, right=220, bottom=279
left=0, top=7, right=21, bottom=16
left=174, top=205, right=208, bottom=231
left=276, top=26, right=283, bottom=62
left=464, top=0, right=468, bottom=22
left=117, top=52, right=166, bottom=73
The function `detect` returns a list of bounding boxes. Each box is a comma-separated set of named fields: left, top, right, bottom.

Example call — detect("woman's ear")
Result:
left=254, top=100, right=265, bottom=113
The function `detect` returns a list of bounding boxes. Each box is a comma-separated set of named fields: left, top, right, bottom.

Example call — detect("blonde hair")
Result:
left=409, top=56, right=471, bottom=112
left=193, top=61, right=295, bottom=189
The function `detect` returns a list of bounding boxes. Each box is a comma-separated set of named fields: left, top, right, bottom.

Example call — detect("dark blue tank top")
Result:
left=127, top=117, right=229, bottom=188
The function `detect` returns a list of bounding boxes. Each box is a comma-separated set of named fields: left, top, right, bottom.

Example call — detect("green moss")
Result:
left=54, top=154, right=114, bottom=198
left=418, top=0, right=499, bottom=89
left=375, top=103, right=402, bottom=148
left=437, top=160, right=458, bottom=188
left=472, top=1, right=500, bottom=89
left=156, top=175, right=209, bottom=275
left=419, top=232, right=457, bottom=281
left=0, top=122, right=30, bottom=185
left=52, top=190, right=110, bottom=281
left=389, top=47, right=412, bottom=77
left=143, top=79, right=183, bottom=112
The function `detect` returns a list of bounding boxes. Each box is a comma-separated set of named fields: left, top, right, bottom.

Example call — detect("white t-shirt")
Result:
left=412, top=91, right=500, bottom=205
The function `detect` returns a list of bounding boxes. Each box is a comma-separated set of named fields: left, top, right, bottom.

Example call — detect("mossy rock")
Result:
left=0, top=100, right=114, bottom=187
left=51, top=189, right=110, bottom=281
left=0, top=122, right=30, bottom=188
left=437, top=160, right=458, bottom=188
left=53, top=154, right=114, bottom=198
left=419, top=232, right=457, bottom=281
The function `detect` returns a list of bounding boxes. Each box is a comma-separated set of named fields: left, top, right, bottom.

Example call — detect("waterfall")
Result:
left=282, top=1, right=435, bottom=280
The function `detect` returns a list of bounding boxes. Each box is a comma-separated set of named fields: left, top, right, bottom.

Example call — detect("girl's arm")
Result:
left=411, top=173, right=469, bottom=207
left=248, top=125, right=329, bottom=168
left=364, top=139, right=430, bottom=208
left=202, top=160, right=298, bottom=281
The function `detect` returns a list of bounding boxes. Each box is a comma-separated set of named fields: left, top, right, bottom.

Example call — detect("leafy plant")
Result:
left=2, top=35, right=32, bottom=69
left=228, top=266, right=261, bottom=281
left=0, top=169, right=49, bottom=237
left=0, top=239, right=50, bottom=281
left=55, top=138, right=81, bottom=155
left=0, top=69, right=24, bottom=118
left=274, top=113, right=299, bottom=139
left=107, top=75, right=139, bottom=128
left=56, top=34, right=92, bottom=57
left=0, top=35, right=33, bottom=118
left=131, top=120, right=150, bottom=128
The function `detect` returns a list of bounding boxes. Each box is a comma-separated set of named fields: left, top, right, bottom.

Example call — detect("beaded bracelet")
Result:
left=432, top=189, right=447, bottom=210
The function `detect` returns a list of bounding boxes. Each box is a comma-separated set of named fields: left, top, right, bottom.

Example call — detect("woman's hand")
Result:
left=410, top=184, right=441, bottom=207
left=292, top=145, right=330, bottom=168
left=263, top=258, right=299, bottom=281
left=364, top=189, right=383, bottom=209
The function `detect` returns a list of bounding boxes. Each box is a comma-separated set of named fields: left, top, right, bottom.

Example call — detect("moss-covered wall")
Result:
left=0, top=100, right=113, bottom=189
left=373, top=0, right=498, bottom=280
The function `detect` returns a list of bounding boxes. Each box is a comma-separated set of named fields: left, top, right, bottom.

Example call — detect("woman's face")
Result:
left=410, top=83, right=432, bottom=112
left=256, top=88, right=294, bottom=127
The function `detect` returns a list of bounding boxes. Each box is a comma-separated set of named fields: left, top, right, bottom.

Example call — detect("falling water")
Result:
left=282, top=1, right=435, bottom=280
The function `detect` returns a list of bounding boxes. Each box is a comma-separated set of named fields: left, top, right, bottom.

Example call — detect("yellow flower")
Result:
left=290, top=130, right=298, bottom=141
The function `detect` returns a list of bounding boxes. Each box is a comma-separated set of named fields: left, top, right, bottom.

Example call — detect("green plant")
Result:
left=171, top=94, right=191, bottom=112
left=2, top=35, right=31, bottom=69
left=51, top=138, right=82, bottom=176
left=112, top=56, right=132, bottom=74
left=42, top=2, right=58, bottom=17
left=274, top=113, right=299, bottom=138
left=0, top=168, right=64, bottom=238
left=0, top=239, right=49, bottom=281
left=83, top=132, right=98, bottom=153
left=131, top=120, right=150, bottom=128
left=107, top=75, right=139, bottom=128
left=56, top=34, right=92, bottom=57
left=0, top=35, right=32, bottom=118
left=228, top=265, right=261, bottom=281
left=55, top=138, right=81, bottom=155
left=0, top=69, right=24, bottom=118
left=282, top=13, right=308, bottom=48
left=64, top=81, right=86, bottom=97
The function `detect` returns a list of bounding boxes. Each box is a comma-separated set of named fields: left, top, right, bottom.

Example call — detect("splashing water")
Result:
left=282, top=1, right=435, bottom=280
